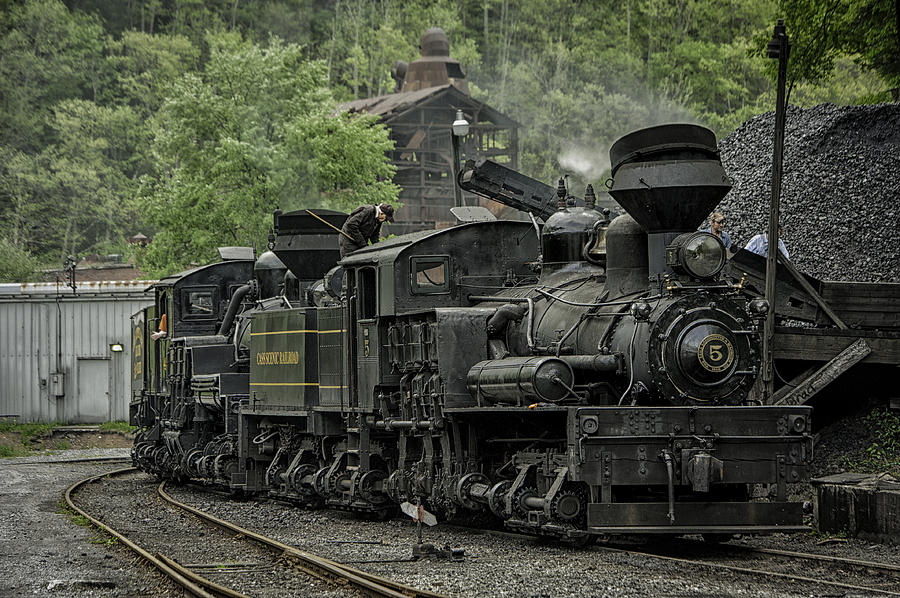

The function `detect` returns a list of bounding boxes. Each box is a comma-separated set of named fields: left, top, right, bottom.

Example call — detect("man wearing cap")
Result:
left=339, top=203, right=395, bottom=257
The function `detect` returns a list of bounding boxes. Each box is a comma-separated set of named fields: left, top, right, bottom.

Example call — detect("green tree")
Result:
left=0, top=0, right=104, bottom=151
left=140, top=31, right=397, bottom=275
left=2, top=100, right=143, bottom=259
left=772, top=0, right=898, bottom=98
left=0, top=238, right=39, bottom=282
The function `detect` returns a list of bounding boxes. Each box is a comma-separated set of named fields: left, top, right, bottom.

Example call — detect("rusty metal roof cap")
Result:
left=421, top=27, right=450, bottom=56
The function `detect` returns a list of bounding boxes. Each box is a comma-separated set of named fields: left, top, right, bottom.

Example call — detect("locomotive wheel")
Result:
left=455, top=472, right=490, bottom=511
left=213, top=454, right=237, bottom=482
left=486, top=480, right=513, bottom=519
left=288, top=463, right=317, bottom=496
left=358, top=470, right=389, bottom=506
left=511, top=486, right=538, bottom=520
left=312, top=466, right=330, bottom=497
left=550, top=490, right=584, bottom=522
left=184, top=449, right=204, bottom=477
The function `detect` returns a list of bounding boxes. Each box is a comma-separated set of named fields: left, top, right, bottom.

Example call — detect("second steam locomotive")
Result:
left=131, top=124, right=812, bottom=541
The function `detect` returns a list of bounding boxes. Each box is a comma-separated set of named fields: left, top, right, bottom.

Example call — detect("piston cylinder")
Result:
left=466, top=356, right=574, bottom=404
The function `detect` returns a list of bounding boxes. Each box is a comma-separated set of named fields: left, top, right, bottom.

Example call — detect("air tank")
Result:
left=467, top=357, right=574, bottom=405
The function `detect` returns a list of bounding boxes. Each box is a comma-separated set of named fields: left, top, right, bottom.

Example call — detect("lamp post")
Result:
left=64, top=254, right=78, bottom=294
left=451, top=109, right=469, bottom=208
left=763, top=19, right=790, bottom=402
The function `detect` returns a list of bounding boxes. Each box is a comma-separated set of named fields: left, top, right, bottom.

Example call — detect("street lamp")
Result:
left=450, top=110, right=469, bottom=208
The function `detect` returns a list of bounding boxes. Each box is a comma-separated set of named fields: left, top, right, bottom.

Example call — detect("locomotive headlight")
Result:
left=666, top=232, right=726, bottom=280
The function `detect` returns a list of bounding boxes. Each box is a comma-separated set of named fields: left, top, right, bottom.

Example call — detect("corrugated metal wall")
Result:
left=0, top=285, right=153, bottom=423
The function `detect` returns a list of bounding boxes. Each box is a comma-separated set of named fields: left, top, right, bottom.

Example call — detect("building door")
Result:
left=75, top=358, right=110, bottom=423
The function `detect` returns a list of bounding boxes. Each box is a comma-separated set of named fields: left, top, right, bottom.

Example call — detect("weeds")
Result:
left=0, top=445, right=30, bottom=458
left=0, top=422, right=58, bottom=457
left=841, top=408, right=900, bottom=475
left=98, top=421, right=136, bottom=434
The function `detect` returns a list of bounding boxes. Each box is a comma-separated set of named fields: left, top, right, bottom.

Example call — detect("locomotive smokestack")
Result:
left=584, top=184, right=596, bottom=210
left=608, top=124, right=731, bottom=282
left=608, top=124, right=729, bottom=233
left=556, top=178, right=566, bottom=211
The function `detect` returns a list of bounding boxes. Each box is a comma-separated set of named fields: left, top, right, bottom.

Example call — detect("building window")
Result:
left=410, top=256, right=450, bottom=294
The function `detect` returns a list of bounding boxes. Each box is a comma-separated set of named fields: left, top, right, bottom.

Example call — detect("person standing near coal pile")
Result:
left=339, top=203, right=395, bottom=257
left=745, top=226, right=790, bottom=259
left=701, top=211, right=732, bottom=250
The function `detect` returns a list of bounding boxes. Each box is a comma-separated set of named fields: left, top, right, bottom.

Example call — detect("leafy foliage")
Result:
left=845, top=408, right=900, bottom=474
left=0, top=238, right=40, bottom=282
left=773, top=0, right=899, bottom=97
left=139, top=32, right=397, bottom=275
left=0, top=0, right=892, bottom=275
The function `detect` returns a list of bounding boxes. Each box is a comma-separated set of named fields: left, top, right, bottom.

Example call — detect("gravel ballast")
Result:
left=717, top=102, right=900, bottom=283
left=0, top=453, right=168, bottom=598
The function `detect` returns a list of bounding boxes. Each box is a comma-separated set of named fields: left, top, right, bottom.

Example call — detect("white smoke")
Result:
left=558, top=145, right=610, bottom=184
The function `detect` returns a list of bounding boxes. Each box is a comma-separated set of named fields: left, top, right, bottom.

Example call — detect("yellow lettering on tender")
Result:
left=255, top=351, right=300, bottom=365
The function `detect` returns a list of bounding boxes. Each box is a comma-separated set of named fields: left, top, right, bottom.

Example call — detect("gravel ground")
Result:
left=73, top=470, right=365, bottom=598
left=4, top=449, right=899, bottom=597
left=717, top=102, right=900, bottom=283
left=0, top=451, right=169, bottom=598
left=167, top=480, right=900, bottom=598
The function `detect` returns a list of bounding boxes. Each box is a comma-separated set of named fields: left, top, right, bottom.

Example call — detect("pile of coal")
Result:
left=715, top=103, right=900, bottom=282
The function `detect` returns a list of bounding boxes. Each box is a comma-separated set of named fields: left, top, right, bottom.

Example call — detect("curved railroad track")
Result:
left=65, top=468, right=447, bottom=598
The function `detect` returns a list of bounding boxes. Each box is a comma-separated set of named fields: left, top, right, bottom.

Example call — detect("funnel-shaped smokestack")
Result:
left=608, top=124, right=730, bottom=233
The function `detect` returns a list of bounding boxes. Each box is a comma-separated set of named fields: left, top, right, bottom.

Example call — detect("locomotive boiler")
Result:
left=131, top=124, right=812, bottom=542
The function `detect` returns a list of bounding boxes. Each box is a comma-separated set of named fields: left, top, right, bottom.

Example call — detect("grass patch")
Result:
left=0, top=445, right=30, bottom=458
left=57, top=500, right=117, bottom=545
left=0, top=421, right=59, bottom=457
left=98, top=421, right=136, bottom=434
left=842, top=408, right=900, bottom=475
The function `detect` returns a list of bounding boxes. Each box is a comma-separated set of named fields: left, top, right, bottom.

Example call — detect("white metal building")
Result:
left=0, top=281, right=154, bottom=423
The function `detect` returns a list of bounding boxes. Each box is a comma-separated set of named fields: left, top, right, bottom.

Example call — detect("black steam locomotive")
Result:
left=131, top=124, right=812, bottom=541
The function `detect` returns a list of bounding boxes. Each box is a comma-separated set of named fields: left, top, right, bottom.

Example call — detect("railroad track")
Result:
left=13, top=455, right=131, bottom=465
left=65, top=468, right=448, bottom=598
left=447, top=522, right=900, bottom=596
left=595, top=538, right=900, bottom=596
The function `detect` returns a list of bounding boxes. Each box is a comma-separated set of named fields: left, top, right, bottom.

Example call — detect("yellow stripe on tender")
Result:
left=319, top=385, right=348, bottom=389
left=251, top=329, right=347, bottom=336
left=250, top=382, right=319, bottom=387
left=250, top=329, right=316, bottom=336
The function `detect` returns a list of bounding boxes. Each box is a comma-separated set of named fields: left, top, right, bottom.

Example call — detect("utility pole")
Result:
left=763, top=19, right=790, bottom=401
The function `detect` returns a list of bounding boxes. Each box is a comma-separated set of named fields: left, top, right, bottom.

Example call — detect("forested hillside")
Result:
left=0, top=0, right=895, bottom=278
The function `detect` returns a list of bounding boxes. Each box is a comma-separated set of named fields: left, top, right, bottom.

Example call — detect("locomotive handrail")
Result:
left=536, top=288, right=662, bottom=308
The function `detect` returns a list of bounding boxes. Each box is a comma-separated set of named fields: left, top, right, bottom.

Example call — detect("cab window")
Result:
left=410, top=256, right=450, bottom=294
left=182, top=286, right=218, bottom=319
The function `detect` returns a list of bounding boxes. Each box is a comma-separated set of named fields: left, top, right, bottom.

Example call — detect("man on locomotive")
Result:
left=339, top=202, right=395, bottom=257
left=745, top=225, right=790, bottom=259
left=700, top=211, right=732, bottom=250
